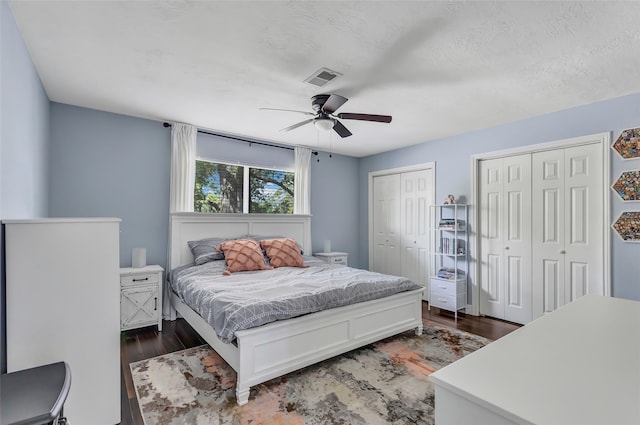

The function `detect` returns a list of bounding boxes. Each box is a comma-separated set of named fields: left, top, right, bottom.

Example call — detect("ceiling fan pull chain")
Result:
left=329, top=131, right=333, bottom=158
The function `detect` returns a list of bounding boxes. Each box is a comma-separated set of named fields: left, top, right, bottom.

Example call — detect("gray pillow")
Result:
left=187, top=237, right=228, bottom=265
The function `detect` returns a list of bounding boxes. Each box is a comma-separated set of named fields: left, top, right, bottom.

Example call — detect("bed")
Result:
left=168, top=212, right=424, bottom=405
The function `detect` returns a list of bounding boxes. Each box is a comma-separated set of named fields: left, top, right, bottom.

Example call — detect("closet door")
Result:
left=400, top=170, right=431, bottom=297
left=532, top=143, right=603, bottom=318
left=372, top=174, right=402, bottom=276
left=479, top=158, right=504, bottom=319
left=479, top=154, right=532, bottom=323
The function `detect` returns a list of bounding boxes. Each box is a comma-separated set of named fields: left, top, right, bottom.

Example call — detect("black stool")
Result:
left=1, top=361, right=71, bottom=425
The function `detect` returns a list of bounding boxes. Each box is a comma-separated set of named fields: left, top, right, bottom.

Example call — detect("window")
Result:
left=194, top=160, right=294, bottom=214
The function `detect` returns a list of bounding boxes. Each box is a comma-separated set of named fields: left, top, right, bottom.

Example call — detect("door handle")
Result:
left=560, top=250, right=566, bottom=254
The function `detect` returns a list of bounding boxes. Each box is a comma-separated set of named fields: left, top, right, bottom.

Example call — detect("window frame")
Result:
left=194, top=158, right=295, bottom=214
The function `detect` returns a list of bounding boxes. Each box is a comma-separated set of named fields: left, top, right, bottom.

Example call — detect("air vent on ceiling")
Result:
left=304, top=68, right=342, bottom=87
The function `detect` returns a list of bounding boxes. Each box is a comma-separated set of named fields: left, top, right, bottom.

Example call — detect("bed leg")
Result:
left=236, top=386, right=250, bottom=406
left=415, top=323, right=423, bottom=336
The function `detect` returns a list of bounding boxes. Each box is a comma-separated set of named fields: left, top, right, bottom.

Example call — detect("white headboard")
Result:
left=169, top=213, right=312, bottom=270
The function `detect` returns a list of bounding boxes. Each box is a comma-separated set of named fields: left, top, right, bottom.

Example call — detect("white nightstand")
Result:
left=120, top=265, right=164, bottom=332
left=315, top=252, right=349, bottom=266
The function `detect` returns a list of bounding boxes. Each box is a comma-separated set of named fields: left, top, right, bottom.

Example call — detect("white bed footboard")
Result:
left=172, top=288, right=423, bottom=405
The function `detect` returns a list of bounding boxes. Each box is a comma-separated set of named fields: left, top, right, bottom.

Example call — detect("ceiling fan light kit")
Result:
left=313, top=117, right=335, bottom=131
left=261, top=93, right=392, bottom=138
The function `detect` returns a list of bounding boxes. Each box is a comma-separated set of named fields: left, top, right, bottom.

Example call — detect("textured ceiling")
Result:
left=8, top=1, right=640, bottom=157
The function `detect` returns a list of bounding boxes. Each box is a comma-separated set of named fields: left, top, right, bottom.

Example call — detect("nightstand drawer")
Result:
left=121, top=272, right=160, bottom=287
left=430, top=278, right=465, bottom=297
left=430, top=293, right=466, bottom=310
left=430, top=294, right=456, bottom=310
left=328, top=255, right=347, bottom=265
left=315, top=252, right=349, bottom=267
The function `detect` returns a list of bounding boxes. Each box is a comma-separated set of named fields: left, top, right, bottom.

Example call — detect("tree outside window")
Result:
left=249, top=168, right=294, bottom=214
left=194, top=160, right=294, bottom=214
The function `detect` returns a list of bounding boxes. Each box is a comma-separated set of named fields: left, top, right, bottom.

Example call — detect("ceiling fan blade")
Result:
left=337, top=113, right=392, bottom=123
left=260, top=108, right=315, bottom=116
left=281, top=118, right=314, bottom=132
left=322, top=94, right=348, bottom=114
left=332, top=120, right=352, bottom=138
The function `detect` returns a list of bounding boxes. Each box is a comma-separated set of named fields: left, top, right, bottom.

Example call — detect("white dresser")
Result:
left=4, top=218, right=121, bottom=425
left=430, top=295, right=640, bottom=425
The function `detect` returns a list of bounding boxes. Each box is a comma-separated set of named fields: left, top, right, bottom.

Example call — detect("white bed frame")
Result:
left=168, top=212, right=424, bottom=405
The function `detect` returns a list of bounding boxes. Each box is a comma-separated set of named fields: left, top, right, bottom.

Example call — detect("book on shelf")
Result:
left=438, top=219, right=465, bottom=230
left=435, top=268, right=466, bottom=280
left=439, top=237, right=466, bottom=255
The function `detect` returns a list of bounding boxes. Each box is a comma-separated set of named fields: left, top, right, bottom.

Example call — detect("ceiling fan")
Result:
left=260, top=94, right=392, bottom=138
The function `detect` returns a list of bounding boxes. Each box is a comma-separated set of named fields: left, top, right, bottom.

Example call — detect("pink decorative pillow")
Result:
left=260, top=238, right=305, bottom=268
left=217, top=239, right=269, bottom=275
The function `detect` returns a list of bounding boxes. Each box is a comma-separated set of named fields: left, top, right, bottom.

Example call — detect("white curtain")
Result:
left=166, top=122, right=196, bottom=320
left=169, top=123, right=197, bottom=212
left=294, top=146, right=311, bottom=214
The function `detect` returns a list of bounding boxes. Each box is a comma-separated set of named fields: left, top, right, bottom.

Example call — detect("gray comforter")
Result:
left=171, top=256, right=422, bottom=343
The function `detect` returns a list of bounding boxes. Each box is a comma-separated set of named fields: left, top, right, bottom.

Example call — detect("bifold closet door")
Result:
left=400, top=170, right=431, bottom=298
left=479, top=154, right=532, bottom=324
left=372, top=173, right=402, bottom=276
left=532, top=143, right=603, bottom=318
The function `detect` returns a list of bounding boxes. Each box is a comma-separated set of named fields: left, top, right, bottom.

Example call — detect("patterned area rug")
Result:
left=130, top=321, right=490, bottom=425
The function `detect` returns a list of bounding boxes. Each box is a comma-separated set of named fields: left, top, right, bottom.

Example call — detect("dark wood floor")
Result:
left=119, top=303, right=520, bottom=425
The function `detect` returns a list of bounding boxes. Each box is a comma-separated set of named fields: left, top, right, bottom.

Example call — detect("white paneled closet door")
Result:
left=400, top=170, right=431, bottom=298
left=532, top=143, right=603, bottom=318
left=372, top=173, right=402, bottom=276
left=479, top=154, right=532, bottom=324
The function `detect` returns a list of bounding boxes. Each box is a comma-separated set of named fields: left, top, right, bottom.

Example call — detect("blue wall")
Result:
left=49, top=103, right=171, bottom=270
left=0, top=1, right=51, bottom=372
left=310, top=151, right=360, bottom=258
left=48, top=104, right=362, bottom=271
left=359, top=92, right=640, bottom=301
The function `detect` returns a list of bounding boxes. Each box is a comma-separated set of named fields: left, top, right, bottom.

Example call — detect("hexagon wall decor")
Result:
left=612, top=127, right=640, bottom=159
left=612, top=170, right=640, bottom=201
left=612, top=211, right=640, bottom=242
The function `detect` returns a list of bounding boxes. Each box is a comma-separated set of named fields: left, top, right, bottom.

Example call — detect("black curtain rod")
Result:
left=163, top=122, right=321, bottom=155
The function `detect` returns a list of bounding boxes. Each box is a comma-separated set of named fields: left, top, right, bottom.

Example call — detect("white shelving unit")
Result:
left=429, top=204, right=469, bottom=321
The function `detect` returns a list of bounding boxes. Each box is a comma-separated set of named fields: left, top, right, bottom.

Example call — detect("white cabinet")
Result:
left=430, top=296, right=639, bottom=425
left=315, top=252, right=348, bottom=266
left=429, top=204, right=468, bottom=321
left=3, top=218, right=121, bottom=425
left=120, top=265, right=164, bottom=331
